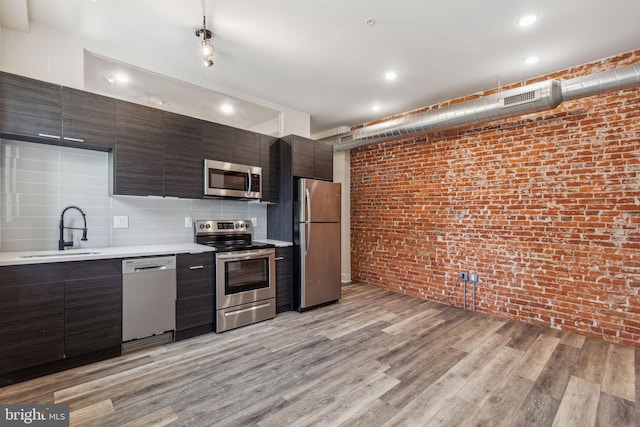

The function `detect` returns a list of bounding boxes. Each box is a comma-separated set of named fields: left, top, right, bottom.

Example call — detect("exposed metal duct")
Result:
left=334, top=63, right=640, bottom=151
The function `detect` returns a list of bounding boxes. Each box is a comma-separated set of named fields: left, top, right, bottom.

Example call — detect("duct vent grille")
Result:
left=499, top=89, right=540, bottom=108
left=339, top=134, right=355, bottom=143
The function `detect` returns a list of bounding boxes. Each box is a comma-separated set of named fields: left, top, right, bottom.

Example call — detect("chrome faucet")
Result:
left=59, top=205, right=88, bottom=250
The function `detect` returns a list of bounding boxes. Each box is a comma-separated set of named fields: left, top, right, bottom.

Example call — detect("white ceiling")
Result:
left=9, top=0, right=640, bottom=135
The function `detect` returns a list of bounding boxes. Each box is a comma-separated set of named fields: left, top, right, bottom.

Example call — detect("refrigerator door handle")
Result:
left=305, top=223, right=311, bottom=256
left=305, top=188, right=311, bottom=223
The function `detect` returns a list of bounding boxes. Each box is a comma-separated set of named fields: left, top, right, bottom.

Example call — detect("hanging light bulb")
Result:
left=202, top=40, right=213, bottom=56
left=195, top=14, right=214, bottom=68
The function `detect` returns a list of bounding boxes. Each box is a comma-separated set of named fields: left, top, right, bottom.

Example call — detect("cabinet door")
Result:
left=176, top=253, right=214, bottom=333
left=275, top=247, right=293, bottom=313
left=113, top=101, right=165, bottom=196
left=260, top=135, right=280, bottom=203
left=202, top=121, right=234, bottom=163
left=163, top=112, right=203, bottom=199
left=314, top=140, right=334, bottom=181
left=291, top=135, right=314, bottom=178
left=0, top=71, right=62, bottom=142
left=0, top=279, right=64, bottom=374
left=233, top=128, right=260, bottom=166
left=62, top=87, right=115, bottom=150
left=64, top=275, right=122, bottom=358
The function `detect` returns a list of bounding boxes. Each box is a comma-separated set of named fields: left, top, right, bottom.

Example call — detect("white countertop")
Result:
left=0, top=243, right=216, bottom=266
left=255, top=239, right=293, bottom=247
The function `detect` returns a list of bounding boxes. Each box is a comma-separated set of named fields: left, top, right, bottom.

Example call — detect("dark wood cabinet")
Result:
left=112, top=100, right=165, bottom=196
left=314, top=139, right=334, bottom=181
left=233, top=128, right=261, bottom=166
left=175, top=252, right=214, bottom=340
left=62, top=87, right=116, bottom=150
left=0, top=259, right=121, bottom=377
left=64, top=271, right=122, bottom=358
left=0, top=71, right=62, bottom=143
left=0, top=274, right=64, bottom=374
left=163, top=112, right=203, bottom=199
left=275, top=246, right=294, bottom=313
left=289, top=135, right=333, bottom=181
left=260, top=135, right=280, bottom=203
left=203, top=121, right=234, bottom=162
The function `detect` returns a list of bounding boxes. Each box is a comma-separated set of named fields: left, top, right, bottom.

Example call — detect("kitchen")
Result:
left=1, top=1, right=640, bottom=426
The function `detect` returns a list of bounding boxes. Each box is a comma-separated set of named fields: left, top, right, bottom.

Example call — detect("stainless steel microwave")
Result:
left=204, top=159, right=262, bottom=199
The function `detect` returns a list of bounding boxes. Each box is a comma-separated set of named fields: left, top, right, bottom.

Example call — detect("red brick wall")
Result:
left=350, top=50, right=640, bottom=348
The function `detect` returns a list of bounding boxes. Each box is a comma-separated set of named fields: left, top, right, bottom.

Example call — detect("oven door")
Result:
left=204, top=159, right=262, bottom=199
left=216, top=248, right=275, bottom=309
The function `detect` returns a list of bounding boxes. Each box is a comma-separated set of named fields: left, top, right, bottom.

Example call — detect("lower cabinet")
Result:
left=0, top=259, right=122, bottom=384
left=0, top=278, right=64, bottom=375
left=276, top=247, right=294, bottom=313
left=64, top=275, right=122, bottom=358
left=175, top=252, right=214, bottom=340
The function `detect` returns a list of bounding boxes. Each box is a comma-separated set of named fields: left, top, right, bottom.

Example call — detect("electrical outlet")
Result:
left=469, top=273, right=479, bottom=283
left=251, top=217, right=258, bottom=227
left=113, top=216, right=129, bottom=229
left=184, top=217, right=192, bottom=227
left=459, top=272, right=468, bottom=281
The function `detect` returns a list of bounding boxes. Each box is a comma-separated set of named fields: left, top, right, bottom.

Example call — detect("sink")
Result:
left=19, top=251, right=102, bottom=259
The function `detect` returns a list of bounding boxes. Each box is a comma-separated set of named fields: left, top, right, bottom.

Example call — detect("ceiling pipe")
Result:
left=332, top=63, right=640, bottom=151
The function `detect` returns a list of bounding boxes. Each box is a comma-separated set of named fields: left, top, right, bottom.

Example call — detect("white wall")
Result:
left=0, top=22, right=83, bottom=88
left=333, top=149, right=351, bottom=283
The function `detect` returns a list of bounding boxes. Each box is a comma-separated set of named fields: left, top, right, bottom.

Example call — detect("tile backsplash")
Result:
left=0, top=139, right=267, bottom=252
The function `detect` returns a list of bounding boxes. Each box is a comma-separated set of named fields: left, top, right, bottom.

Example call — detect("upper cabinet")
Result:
left=0, top=71, right=62, bottom=142
left=112, top=100, right=165, bottom=197
left=163, top=112, right=203, bottom=199
left=0, top=71, right=277, bottom=201
left=202, top=122, right=260, bottom=166
left=288, top=135, right=333, bottom=181
left=260, top=135, right=280, bottom=204
left=62, top=87, right=116, bottom=150
left=0, top=72, right=116, bottom=150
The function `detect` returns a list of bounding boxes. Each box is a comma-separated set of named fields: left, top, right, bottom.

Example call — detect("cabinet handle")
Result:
left=38, top=133, right=61, bottom=139
left=275, top=257, right=284, bottom=261
left=189, top=265, right=205, bottom=270
left=63, top=136, right=85, bottom=143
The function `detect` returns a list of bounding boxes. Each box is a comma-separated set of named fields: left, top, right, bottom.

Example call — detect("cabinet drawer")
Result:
left=176, top=295, right=214, bottom=330
left=176, top=252, right=214, bottom=270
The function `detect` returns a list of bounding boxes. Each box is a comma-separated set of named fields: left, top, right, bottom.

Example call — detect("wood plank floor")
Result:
left=1, top=283, right=638, bottom=426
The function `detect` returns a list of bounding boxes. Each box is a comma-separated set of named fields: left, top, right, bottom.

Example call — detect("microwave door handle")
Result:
left=246, top=169, right=252, bottom=196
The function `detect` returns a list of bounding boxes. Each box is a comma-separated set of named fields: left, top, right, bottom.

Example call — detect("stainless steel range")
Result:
left=195, top=220, right=276, bottom=332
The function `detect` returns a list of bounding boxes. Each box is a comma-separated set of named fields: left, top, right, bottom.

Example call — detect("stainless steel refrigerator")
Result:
left=294, top=178, right=342, bottom=311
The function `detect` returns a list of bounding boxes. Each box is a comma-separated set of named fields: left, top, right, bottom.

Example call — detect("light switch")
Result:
left=185, top=217, right=192, bottom=227
left=251, top=217, right=258, bottom=226
left=113, top=216, right=129, bottom=228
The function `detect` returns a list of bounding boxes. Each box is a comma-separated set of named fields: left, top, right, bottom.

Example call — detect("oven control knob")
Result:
left=199, top=224, right=204, bottom=229
left=205, top=224, right=211, bottom=229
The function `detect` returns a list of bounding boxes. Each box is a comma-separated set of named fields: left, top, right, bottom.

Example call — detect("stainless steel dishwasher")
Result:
left=122, top=255, right=177, bottom=353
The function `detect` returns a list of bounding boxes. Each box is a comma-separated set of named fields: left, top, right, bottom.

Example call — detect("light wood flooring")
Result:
left=1, top=283, right=638, bottom=426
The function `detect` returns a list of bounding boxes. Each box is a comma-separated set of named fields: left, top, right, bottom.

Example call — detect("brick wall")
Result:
left=350, top=50, right=640, bottom=348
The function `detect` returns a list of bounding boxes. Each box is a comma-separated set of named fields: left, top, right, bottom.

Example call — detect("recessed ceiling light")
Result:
left=372, top=105, right=381, bottom=112
left=106, top=76, right=115, bottom=85
left=385, top=71, right=397, bottom=81
left=365, top=18, right=376, bottom=26
left=115, top=73, right=129, bottom=83
left=220, top=103, right=234, bottom=114
left=518, top=14, right=537, bottom=27
left=524, top=56, right=539, bottom=65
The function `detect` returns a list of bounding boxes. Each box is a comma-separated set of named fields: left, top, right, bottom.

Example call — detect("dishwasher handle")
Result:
left=122, top=256, right=177, bottom=275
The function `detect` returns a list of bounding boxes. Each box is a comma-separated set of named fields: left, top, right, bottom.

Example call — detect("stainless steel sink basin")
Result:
left=19, top=251, right=102, bottom=259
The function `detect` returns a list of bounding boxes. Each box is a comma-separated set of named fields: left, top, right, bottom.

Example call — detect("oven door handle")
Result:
left=216, top=249, right=274, bottom=260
